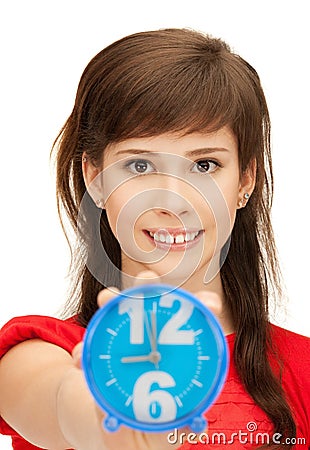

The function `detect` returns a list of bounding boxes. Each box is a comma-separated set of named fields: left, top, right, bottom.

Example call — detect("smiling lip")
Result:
left=144, top=228, right=204, bottom=251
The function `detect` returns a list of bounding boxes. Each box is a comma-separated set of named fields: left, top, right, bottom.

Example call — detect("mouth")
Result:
left=143, top=228, right=204, bottom=251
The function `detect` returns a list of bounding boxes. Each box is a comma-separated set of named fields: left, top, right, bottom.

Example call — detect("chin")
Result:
left=144, top=259, right=202, bottom=286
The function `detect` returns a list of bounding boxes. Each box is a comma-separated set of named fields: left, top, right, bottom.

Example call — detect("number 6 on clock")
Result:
left=132, top=371, right=177, bottom=422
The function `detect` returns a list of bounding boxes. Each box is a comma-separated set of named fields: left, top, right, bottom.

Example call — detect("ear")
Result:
left=237, top=158, right=256, bottom=208
left=82, top=152, right=105, bottom=208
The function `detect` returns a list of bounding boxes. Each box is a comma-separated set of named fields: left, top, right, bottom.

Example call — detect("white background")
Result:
left=0, top=1, right=309, bottom=448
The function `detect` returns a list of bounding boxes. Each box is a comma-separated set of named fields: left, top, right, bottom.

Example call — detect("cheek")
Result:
left=202, top=180, right=239, bottom=246
left=105, top=183, right=148, bottom=241
left=105, top=189, right=132, bottom=237
left=215, top=171, right=240, bottom=216
left=223, top=185, right=239, bottom=225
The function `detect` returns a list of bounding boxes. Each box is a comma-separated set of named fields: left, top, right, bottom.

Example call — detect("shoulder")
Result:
left=0, top=315, right=85, bottom=359
left=269, top=323, right=310, bottom=378
left=269, top=323, right=310, bottom=357
left=269, top=323, right=310, bottom=436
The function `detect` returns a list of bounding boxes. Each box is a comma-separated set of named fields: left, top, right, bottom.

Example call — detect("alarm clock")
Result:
left=82, top=284, right=228, bottom=433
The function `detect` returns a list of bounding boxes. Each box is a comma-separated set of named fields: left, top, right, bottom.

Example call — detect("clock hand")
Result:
left=121, top=352, right=161, bottom=364
left=151, top=302, right=157, bottom=351
left=151, top=302, right=159, bottom=368
left=143, top=307, right=161, bottom=368
left=144, top=311, right=153, bottom=350
left=121, top=354, right=152, bottom=363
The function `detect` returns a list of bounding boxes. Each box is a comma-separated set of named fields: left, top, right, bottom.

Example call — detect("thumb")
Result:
left=194, top=291, right=223, bottom=319
left=133, top=270, right=161, bottom=286
left=72, top=342, right=83, bottom=369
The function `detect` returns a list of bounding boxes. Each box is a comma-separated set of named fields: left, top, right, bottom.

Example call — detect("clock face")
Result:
left=82, top=284, right=228, bottom=432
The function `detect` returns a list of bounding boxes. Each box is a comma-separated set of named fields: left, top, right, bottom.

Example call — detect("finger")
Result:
left=72, top=342, right=83, bottom=369
left=97, top=286, right=120, bottom=308
left=133, top=270, right=161, bottom=286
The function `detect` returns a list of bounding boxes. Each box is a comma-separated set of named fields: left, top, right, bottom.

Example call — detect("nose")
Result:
left=153, top=176, right=191, bottom=217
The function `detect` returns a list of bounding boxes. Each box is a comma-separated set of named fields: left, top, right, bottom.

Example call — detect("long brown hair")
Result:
left=52, top=28, right=295, bottom=447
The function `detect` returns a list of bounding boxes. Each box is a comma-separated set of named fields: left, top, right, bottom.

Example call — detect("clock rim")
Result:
left=82, top=283, right=229, bottom=432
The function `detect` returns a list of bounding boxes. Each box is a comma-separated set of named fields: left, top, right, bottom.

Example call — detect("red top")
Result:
left=0, top=315, right=309, bottom=449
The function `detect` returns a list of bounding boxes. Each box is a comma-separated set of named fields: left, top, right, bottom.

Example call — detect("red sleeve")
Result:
left=0, top=315, right=85, bottom=359
left=0, top=315, right=85, bottom=449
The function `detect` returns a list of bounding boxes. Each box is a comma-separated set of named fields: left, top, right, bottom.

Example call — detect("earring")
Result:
left=82, top=156, right=87, bottom=162
left=96, top=199, right=104, bottom=208
left=238, top=193, right=250, bottom=208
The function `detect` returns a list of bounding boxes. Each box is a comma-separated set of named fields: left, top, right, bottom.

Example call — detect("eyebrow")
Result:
left=115, top=147, right=230, bottom=157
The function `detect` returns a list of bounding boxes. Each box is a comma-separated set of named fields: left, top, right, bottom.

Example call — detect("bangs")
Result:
left=77, top=29, right=265, bottom=165
left=104, top=56, right=237, bottom=140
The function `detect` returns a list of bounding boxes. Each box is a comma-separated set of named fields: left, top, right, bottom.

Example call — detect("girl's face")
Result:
left=84, top=127, right=255, bottom=289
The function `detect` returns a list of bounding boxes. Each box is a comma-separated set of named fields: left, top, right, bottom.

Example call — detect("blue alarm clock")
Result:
left=82, top=284, right=228, bottom=433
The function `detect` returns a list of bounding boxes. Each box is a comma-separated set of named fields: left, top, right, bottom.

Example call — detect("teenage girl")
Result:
left=0, top=28, right=309, bottom=450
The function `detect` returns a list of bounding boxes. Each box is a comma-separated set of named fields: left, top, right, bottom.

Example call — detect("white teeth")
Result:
left=165, top=234, right=174, bottom=244
left=175, top=234, right=185, bottom=244
left=150, top=230, right=200, bottom=244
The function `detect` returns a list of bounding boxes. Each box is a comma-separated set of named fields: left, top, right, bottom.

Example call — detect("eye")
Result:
left=125, top=159, right=156, bottom=174
left=191, top=159, right=220, bottom=174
